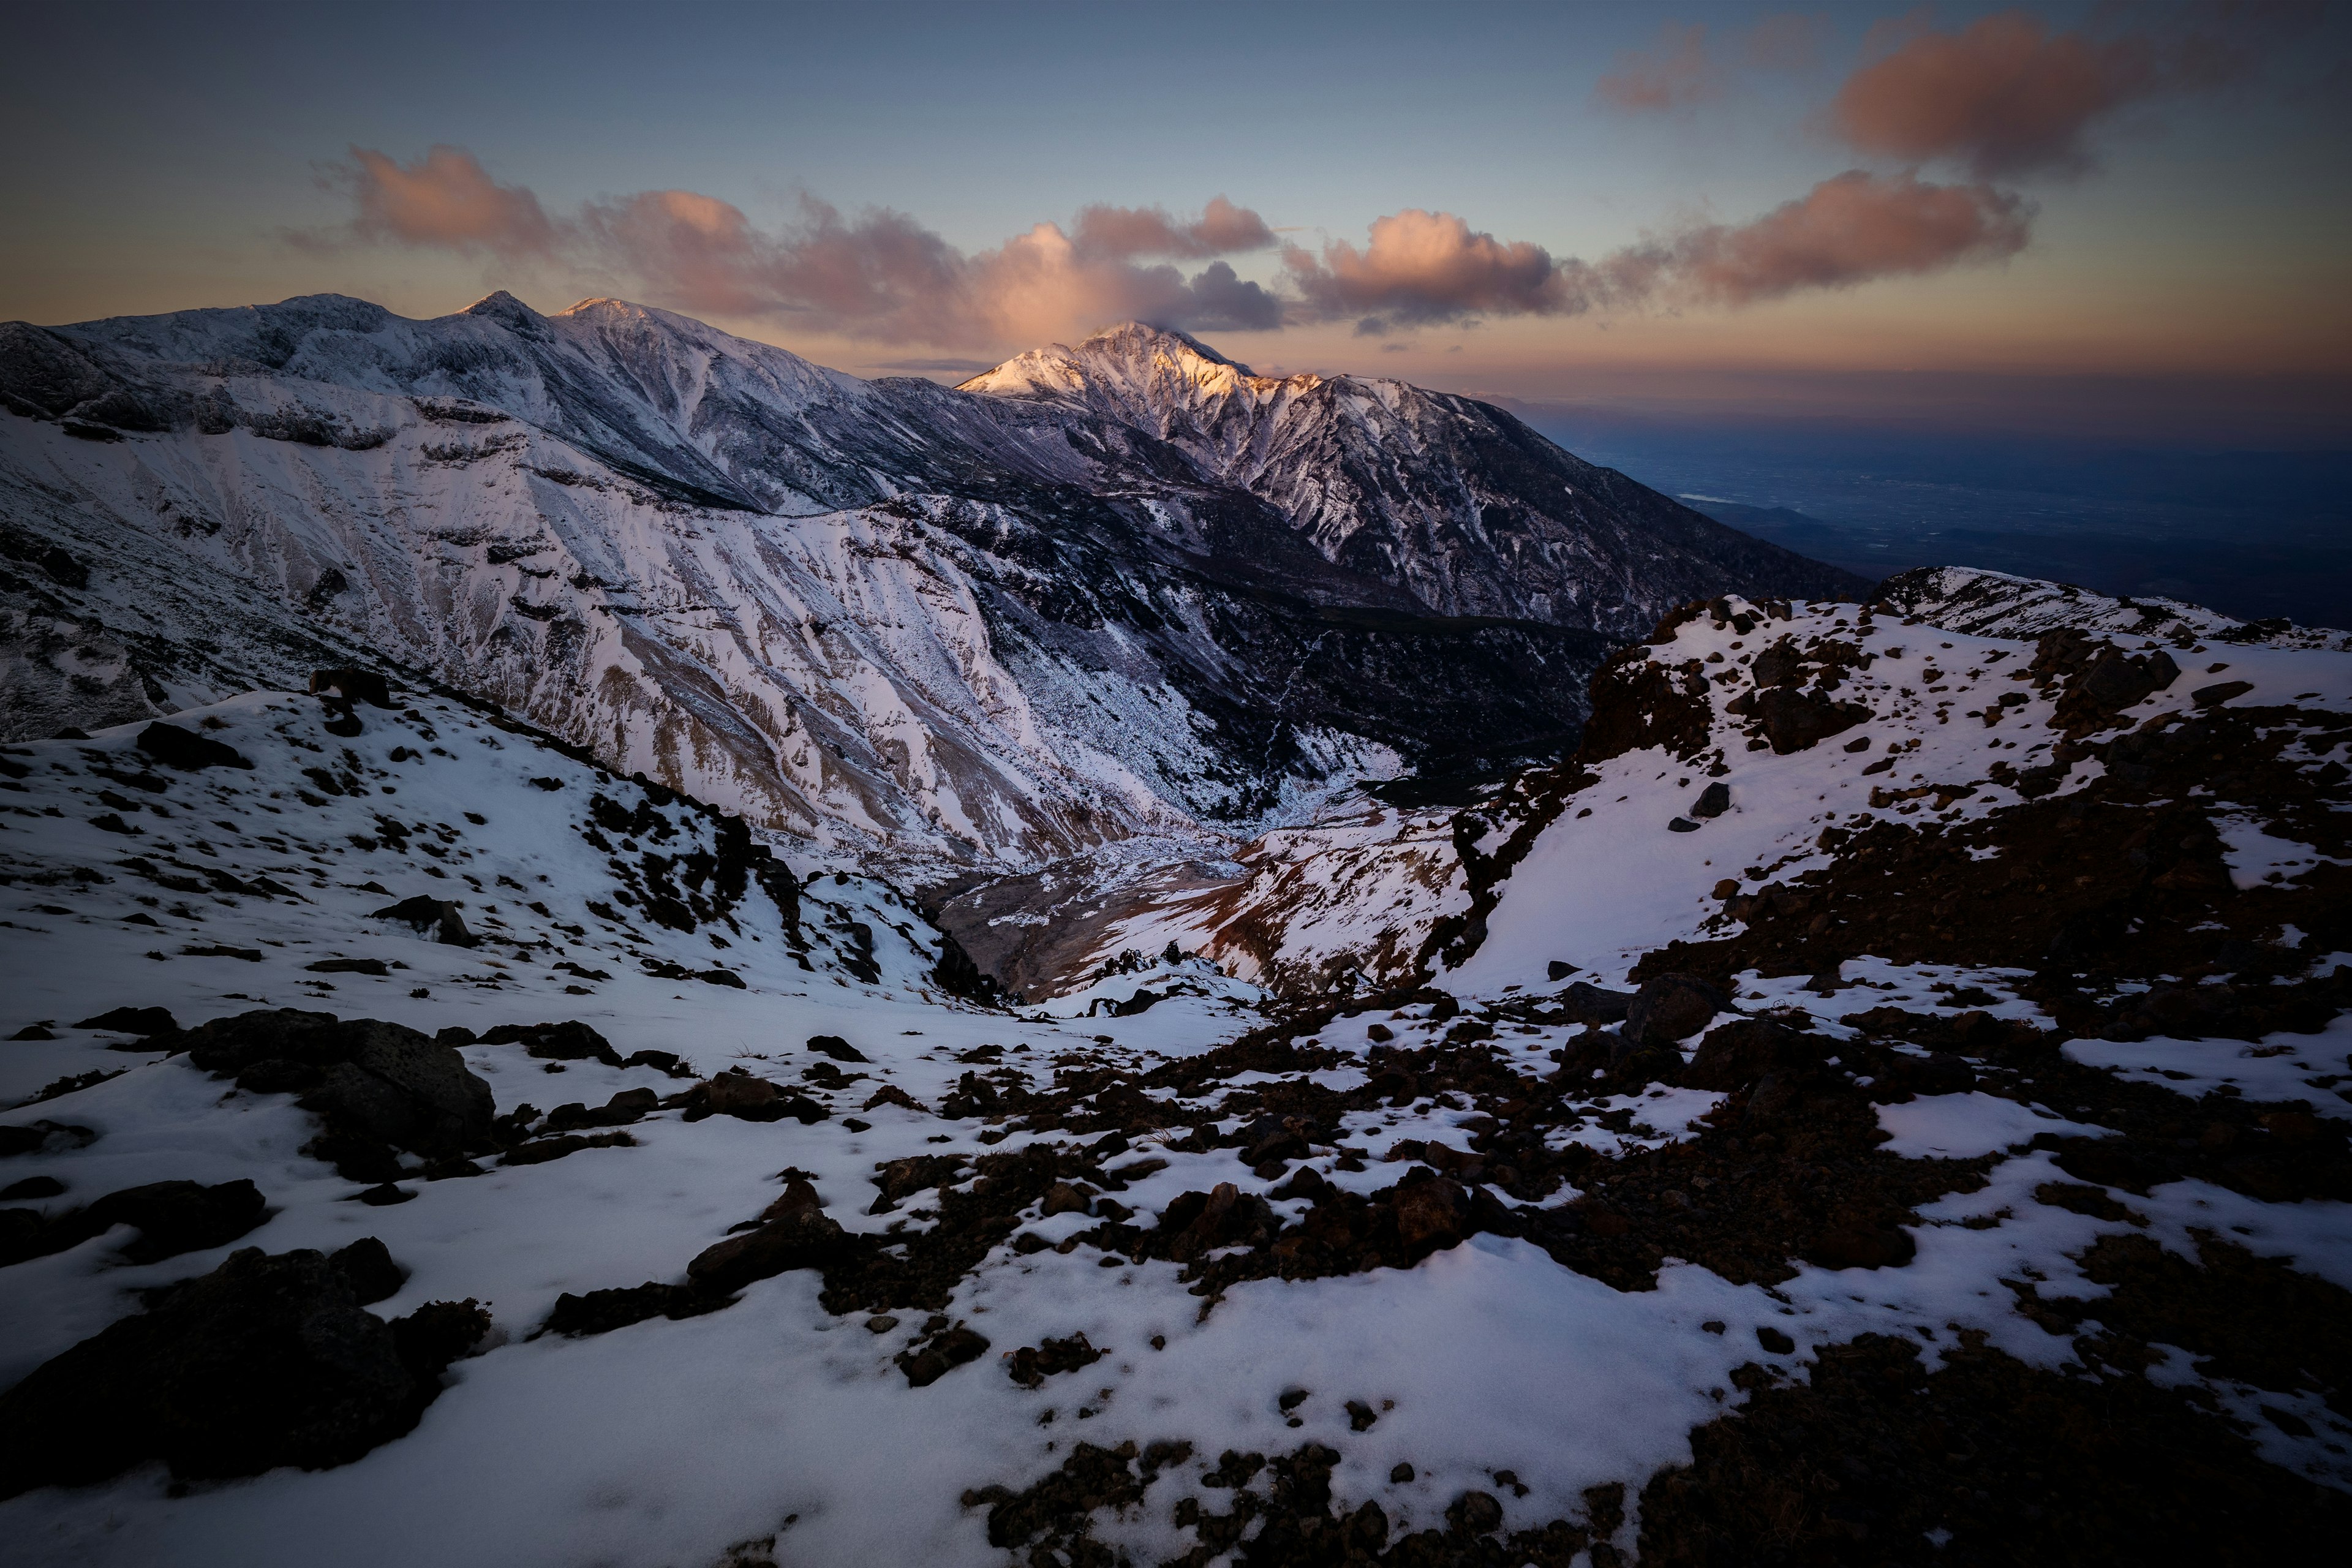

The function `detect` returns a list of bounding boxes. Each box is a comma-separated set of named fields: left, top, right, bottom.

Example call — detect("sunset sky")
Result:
left=4, top=0, right=2346, bottom=441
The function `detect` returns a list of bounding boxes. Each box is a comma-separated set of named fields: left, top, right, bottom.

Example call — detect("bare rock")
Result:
left=1624, top=974, right=1725, bottom=1044
left=175, top=1010, right=494, bottom=1175
left=0, top=1246, right=485, bottom=1496
left=134, top=722, right=252, bottom=772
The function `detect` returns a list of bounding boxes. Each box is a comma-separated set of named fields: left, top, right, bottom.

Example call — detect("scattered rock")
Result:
left=1006, top=1331, right=1104, bottom=1388
left=898, top=1324, right=990, bottom=1387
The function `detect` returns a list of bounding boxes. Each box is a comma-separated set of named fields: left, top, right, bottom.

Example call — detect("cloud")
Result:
left=1831, top=11, right=2173, bottom=178
left=1286, top=178, right=2030, bottom=333
left=865, top=356, right=998, bottom=373
left=1596, top=23, right=1717, bottom=112
left=1070, top=197, right=1275, bottom=260
left=1618, top=170, right=2034, bottom=306
left=1283, top=209, right=1588, bottom=333
left=325, top=149, right=1278, bottom=345
left=1595, top=15, right=1826, bottom=113
left=323, top=148, right=2030, bottom=347
left=344, top=146, right=557, bottom=255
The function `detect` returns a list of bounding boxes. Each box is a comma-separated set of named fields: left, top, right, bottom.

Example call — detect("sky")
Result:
left=2, top=0, right=2347, bottom=443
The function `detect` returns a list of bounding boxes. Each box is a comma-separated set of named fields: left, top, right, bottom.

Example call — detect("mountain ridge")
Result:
left=4, top=293, right=1861, bottom=870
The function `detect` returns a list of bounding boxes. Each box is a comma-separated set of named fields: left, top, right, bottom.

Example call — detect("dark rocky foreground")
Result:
left=4, top=593, right=2351, bottom=1564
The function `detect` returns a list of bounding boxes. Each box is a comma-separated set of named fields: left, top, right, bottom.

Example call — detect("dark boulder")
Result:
left=1558, top=981, right=1636, bottom=1025
left=309, top=668, right=394, bottom=709
left=897, top=1325, right=990, bottom=1387
left=329, top=1236, right=406, bottom=1305
left=1158, top=1182, right=1276, bottom=1261
left=685, top=1178, right=846, bottom=1295
left=1683, top=1018, right=1822, bottom=1092
left=74, top=1006, right=178, bottom=1037
left=135, top=722, right=252, bottom=772
left=2031, top=630, right=2181, bottom=734
left=0, top=1178, right=266, bottom=1267
left=2192, top=679, right=2255, bottom=708
left=1624, top=974, right=1725, bottom=1044
left=1735, top=687, right=1872, bottom=755
left=370, top=896, right=478, bottom=948
left=806, top=1034, right=870, bottom=1063
left=0, top=1120, right=96, bottom=1159
left=931, top=930, right=1005, bottom=1007
left=1803, top=1226, right=1918, bottom=1271
left=0, top=1246, right=486, bottom=1496
left=478, top=1020, right=622, bottom=1066
left=541, top=1281, right=713, bottom=1337
left=1388, top=1174, right=1470, bottom=1252
left=175, top=1010, right=494, bottom=1177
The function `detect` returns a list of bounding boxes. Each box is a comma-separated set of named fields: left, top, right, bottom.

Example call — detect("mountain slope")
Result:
left=2, top=295, right=1850, bottom=870
left=962, top=323, right=1869, bottom=637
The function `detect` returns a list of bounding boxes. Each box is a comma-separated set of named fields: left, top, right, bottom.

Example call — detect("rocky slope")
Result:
left=965, top=572, right=2352, bottom=1006
left=1, top=298, right=1852, bottom=872
left=4, top=578, right=2349, bottom=1566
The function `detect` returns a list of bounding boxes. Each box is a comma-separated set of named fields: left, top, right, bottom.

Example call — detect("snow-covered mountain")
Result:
left=962, top=323, right=1863, bottom=635
left=1, top=296, right=1857, bottom=872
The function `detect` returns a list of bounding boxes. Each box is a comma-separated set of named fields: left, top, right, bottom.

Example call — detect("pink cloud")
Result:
left=344, top=146, right=557, bottom=255
left=323, top=149, right=2037, bottom=345
left=1630, top=170, right=2035, bottom=306
left=327, top=149, right=1279, bottom=345
left=1070, top=197, right=1275, bottom=260
left=1833, top=13, right=2152, bottom=177
left=1283, top=209, right=1588, bottom=332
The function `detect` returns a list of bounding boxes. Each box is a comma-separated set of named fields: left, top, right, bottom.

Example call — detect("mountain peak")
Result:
left=1078, top=320, right=1251, bottom=374
left=957, top=320, right=1297, bottom=412
left=459, top=290, right=543, bottom=331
